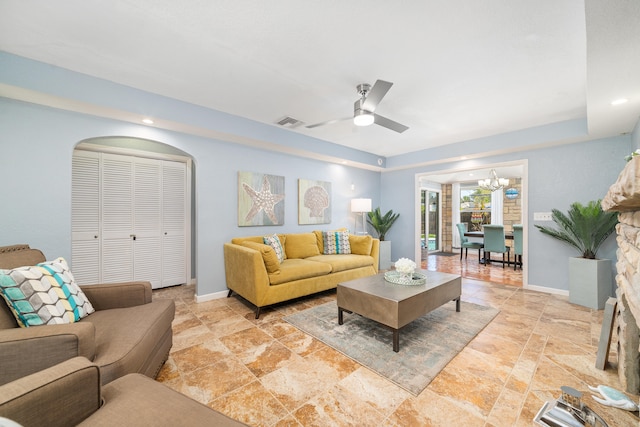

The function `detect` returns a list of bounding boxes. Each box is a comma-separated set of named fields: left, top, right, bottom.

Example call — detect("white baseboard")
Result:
left=194, top=289, right=229, bottom=303
left=524, top=283, right=569, bottom=296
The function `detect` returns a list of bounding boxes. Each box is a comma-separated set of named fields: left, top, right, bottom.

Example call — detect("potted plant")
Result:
left=535, top=200, right=618, bottom=309
left=367, top=207, right=400, bottom=270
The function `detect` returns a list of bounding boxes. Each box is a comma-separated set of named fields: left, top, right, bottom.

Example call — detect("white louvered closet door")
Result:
left=161, top=161, right=187, bottom=287
left=72, top=150, right=188, bottom=288
left=101, top=153, right=134, bottom=283
left=133, top=157, right=163, bottom=288
left=71, top=151, right=101, bottom=285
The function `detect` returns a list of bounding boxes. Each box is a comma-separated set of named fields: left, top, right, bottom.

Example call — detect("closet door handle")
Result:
left=130, top=234, right=137, bottom=241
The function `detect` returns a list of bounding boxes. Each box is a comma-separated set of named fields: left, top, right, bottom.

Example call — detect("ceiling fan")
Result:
left=306, top=80, right=409, bottom=133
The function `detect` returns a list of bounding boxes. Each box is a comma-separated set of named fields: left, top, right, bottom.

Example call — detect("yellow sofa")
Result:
left=224, top=231, right=379, bottom=318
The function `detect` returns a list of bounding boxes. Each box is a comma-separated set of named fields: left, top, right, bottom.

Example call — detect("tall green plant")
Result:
left=367, top=207, right=399, bottom=241
left=534, top=200, right=618, bottom=259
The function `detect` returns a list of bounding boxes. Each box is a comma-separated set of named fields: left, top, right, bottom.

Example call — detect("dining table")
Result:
left=464, top=231, right=514, bottom=240
left=464, top=231, right=514, bottom=264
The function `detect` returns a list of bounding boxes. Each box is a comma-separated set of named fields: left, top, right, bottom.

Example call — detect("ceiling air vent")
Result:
left=275, top=116, right=304, bottom=128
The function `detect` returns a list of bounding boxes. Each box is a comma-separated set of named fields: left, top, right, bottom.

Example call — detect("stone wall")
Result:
left=602, top=156, right=640, bottom=393
left=503, top=178, right=522, bottom=232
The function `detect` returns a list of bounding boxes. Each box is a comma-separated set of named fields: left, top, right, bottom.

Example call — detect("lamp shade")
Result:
left=351, top=198, right=372, bottom=213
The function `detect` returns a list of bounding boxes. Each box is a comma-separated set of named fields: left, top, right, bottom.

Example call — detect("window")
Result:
left=459, top=183, right=492, bottom=231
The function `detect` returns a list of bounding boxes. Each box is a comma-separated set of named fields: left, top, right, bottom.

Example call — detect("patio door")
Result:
left=421, top=190, right=440, bottom=252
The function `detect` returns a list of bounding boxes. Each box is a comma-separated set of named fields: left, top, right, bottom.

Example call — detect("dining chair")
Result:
left=482, top=225, right=510, bottom=268
left=456, top=223, right=484, bottom=263
left=513, top=224, right=523, bottom=270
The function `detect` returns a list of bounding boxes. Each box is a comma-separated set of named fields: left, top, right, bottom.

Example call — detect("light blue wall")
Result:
left=0, top=98, right=380, bottom=297
left=0, top=52, right=383, bottom=169
left=381, top=135, right=631, bottom=292
left=1, top=51, right=637, bottom=298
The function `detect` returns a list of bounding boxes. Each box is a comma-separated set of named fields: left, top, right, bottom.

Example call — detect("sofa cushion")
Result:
left=81, top=298, right=175, bottom=385
left=239, top=241, right=280, bottom=273
left=268, top=259, right=332, bottom=285
left=284, top=233, right=320, bottom=259
left=322, top=231, right=351, bottom=254
left=83, top=372, right=248, bottom=426
left=305, top=254, right=374, bottom=273
left=349, top=235, right=373, bottom=255
left=0, top=258, right=95, bottom=327
left=262, top=234, right=286, bottom=263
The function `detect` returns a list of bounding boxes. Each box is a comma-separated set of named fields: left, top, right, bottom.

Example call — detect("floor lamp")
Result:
left=351, top=198, right=372, bottom=235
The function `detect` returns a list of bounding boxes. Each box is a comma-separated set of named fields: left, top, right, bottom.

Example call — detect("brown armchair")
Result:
left=0, top=357, right=247, bottom=427
left=0, top=245, right=175, bottom=386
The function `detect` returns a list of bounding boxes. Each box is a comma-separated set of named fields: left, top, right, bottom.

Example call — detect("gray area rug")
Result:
left=284, top=300, right=499, bottom=395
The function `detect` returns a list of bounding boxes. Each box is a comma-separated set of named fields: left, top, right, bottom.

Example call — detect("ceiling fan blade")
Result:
left=362, top=80, right=393, bottom=112
left=305, top=116, right=351, bottom=129
left=374, top=114, right=409, bottom=133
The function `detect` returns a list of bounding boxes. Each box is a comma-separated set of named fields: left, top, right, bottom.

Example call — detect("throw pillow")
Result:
left=314, top=228, right=348, bottom=254
left=323, top=231, right=352, bottom=254
left=0, top=257, right=95, bottom=327
left=263, top=234, right=286, bottom=263
left=240, top=241, right=280, bottom=274
left=349, top=234, right=373, bottom=255
left=285, top=233, right=320, bottom=259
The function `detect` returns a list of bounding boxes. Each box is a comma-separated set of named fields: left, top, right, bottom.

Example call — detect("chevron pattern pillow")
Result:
left=0, top=257, right=95, bottom=327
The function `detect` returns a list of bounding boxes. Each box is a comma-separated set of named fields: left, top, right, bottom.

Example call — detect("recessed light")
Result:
left=611, top=98, right=628, bottom=106
left=142, top=118, right=154, bottom=124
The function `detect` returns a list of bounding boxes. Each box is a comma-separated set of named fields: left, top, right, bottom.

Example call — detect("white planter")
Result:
left=568, top=257, right=613, bottom=309
left=379, top=240, right=392, bottom=270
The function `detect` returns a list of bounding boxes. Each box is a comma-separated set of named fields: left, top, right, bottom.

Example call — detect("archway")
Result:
left=72, top=136, right=195, bottom=290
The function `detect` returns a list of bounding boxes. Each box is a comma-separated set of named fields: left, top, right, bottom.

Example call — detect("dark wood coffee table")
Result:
left=337, top=270, right=461, bottom=352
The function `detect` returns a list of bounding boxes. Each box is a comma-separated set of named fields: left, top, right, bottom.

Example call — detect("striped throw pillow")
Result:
left=263, top=234, right=286, bottom=263
left=322, top=231, right=351, bottom=254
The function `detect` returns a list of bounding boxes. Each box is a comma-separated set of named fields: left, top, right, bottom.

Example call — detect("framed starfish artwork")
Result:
left=298, top=179, right=331, bottom=225
left=238, top=172, right=285, bottom=226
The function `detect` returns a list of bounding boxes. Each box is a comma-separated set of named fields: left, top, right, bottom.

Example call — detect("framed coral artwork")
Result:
left=298, top=179, right=331, bottom=225
left=238, top=171, right=285, bottom=226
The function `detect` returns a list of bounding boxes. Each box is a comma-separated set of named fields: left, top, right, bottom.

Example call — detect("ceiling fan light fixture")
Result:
left=354, top=110, right=374, bottom=126
left=307, top=80, right=408, bottom=132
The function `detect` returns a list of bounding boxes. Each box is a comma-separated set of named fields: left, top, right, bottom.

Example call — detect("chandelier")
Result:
left=478, top=169, right=509, bottom=192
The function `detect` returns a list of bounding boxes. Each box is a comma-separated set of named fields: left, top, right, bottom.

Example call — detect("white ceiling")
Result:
left=0, top=0, right=639, bottom=158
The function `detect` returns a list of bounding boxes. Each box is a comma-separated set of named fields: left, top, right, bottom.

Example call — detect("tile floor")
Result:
left=422, top=251, right=523, bottom=287
left=154, top=263, right=639, bottom=426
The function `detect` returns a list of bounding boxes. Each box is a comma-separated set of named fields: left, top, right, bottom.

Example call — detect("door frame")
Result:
left=414, top=159, right=528, bottom=287
left=420, top=187, right=442, bottom=253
